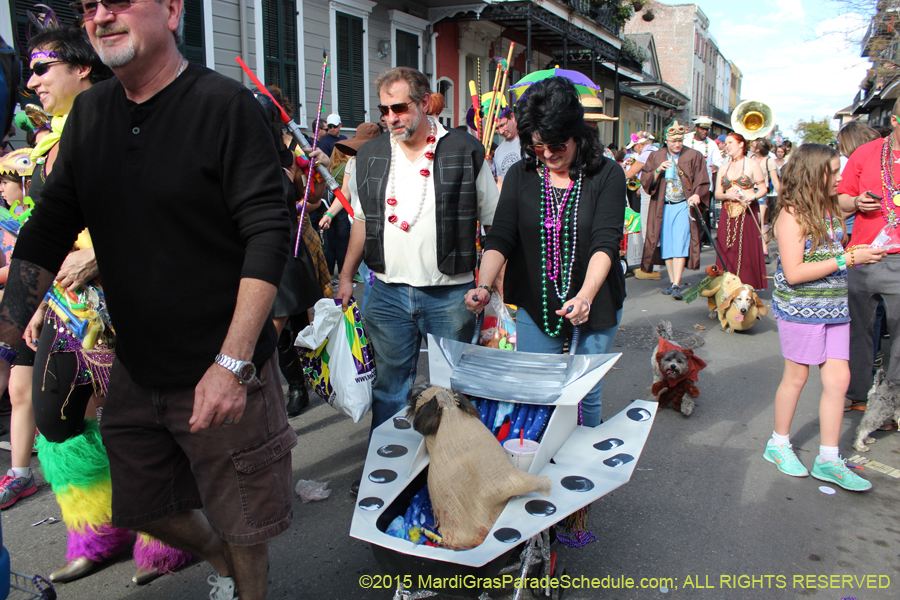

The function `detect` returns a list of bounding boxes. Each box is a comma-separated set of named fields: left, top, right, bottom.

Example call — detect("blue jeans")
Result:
left=357, top=260, right=373, bottom=312
left=515, top=307, right=622, bottom=427
left=365, top=278, right=475, bottom=430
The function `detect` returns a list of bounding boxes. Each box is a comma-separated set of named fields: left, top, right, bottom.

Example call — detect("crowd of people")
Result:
left=0, top=2, right=893, bottom=598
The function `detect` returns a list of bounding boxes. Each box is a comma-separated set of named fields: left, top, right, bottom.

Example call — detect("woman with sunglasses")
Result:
left=464, top=77, right=626, bottom=426
left=6, top=24, right=190, bottom=585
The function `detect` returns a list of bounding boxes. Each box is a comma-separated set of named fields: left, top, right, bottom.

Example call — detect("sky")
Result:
left=693, top=0, right=871, bottom=140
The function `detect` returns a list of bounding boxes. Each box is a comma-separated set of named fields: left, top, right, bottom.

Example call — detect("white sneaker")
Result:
left=208, top=574, right=238, bottom=600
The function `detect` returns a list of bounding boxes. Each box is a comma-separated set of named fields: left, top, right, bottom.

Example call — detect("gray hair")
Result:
left=374, top=67, right=431, bottom=104
left=175, top=9, right=184, bottom=45
left=155, top=0, right=184, bottom=45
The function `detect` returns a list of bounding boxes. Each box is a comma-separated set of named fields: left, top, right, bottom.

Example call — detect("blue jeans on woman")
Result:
left=364, top=278, right=476, bottom=431
left=515, top=307, right=622, bottom=427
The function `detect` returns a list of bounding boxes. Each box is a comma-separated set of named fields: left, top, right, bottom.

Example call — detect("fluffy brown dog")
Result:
left=407, top=385, right=551, bottom=550
left=650, top=321, right=707, bottom=416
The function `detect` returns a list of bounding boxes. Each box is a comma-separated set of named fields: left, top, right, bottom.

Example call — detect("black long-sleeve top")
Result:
left=484, top=159, right=627, bottom=332
left=13, top=64, right=290, bottom=386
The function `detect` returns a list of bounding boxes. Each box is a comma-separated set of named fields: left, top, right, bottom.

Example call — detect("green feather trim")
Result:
left=36, top=420, right=111, bottom=492
left=682, top=275, right=714, bottom=305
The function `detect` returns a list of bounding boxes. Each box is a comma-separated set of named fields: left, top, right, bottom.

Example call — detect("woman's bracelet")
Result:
left=325, top=212, right=334, bottom=219
left=854, top=196, right=861, bottom=210
left=574, top=296, right=591, bottom=312
left=848, top=251, right=855, bottom=268
left=836, top=253, right=847, bottom=271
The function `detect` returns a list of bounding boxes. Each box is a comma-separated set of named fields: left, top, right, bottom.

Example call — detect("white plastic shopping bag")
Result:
left=295, top=298, right=375, bottom=422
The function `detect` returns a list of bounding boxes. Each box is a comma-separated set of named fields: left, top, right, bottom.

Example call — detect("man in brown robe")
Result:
left=637, top=120, right=710, bottom=299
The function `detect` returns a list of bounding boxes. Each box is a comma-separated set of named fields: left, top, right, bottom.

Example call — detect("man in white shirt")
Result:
left=684, top=117, right=722, bottom=245
left=339, top=67, right=499, bottom=436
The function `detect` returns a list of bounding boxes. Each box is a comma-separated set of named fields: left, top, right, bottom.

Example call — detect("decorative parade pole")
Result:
left=468, top=80, right=481, bottom=139
left=483, top=43, right=515, bottom=156
left=294, top=50, right=330, bottom=256
left=235, top=57, right=354, bottom=255
left=481, top=57, right=504, bottom=148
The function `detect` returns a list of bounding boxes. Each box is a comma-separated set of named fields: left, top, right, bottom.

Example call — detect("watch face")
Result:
left=238, top=363, right=256, bottom=382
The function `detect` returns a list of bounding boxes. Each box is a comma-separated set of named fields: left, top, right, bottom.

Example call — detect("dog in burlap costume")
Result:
left=407, top=386, right=552, bottom=550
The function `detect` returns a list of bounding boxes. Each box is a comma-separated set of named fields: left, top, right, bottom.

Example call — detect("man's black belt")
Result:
left=664, top=199, right=687, bottom=205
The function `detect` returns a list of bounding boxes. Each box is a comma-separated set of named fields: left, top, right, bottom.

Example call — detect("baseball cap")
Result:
left=716, top=134, right=727, bottom=143
left=326, top=113, right=342, bottom=126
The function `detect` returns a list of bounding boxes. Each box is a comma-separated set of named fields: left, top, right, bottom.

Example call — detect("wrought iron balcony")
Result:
left=566, top=0, right=619, bottom=34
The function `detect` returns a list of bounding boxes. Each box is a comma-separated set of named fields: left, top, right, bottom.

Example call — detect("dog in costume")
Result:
left=698, top=266, right=767, bottom=332
left=650, top=321, right=707, bottom=416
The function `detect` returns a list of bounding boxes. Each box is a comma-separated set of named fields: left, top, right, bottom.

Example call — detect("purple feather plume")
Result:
left=133, top=536, right=194, bottom=573
left=66, top=525, right=132, bottom=562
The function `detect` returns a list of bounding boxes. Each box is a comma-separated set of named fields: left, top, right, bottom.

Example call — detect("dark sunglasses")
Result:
left=31, top=60, right=66, bottom=76
left=69, top=0, right=138, bottom=18
left=531, top=141, right=570, bottom=155
left=377, top=101, right=415, bottom=116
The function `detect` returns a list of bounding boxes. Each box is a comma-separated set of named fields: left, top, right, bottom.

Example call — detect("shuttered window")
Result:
left=179, top=0, right=206, bottom=66
left=263, top=0, right=299, bottom=109
left=9, top=2, right=205, bottom=75
left=336, top=12, right=364, bottom=127
left=395, top=30, right=418, bottom=69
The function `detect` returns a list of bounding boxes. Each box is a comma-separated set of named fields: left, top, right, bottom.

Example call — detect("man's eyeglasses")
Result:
left=31, top=61, right=66, bottom=77
left=377, top=101, right=415, bottom=116
left=69, top=0, right=140, bottom=18
left=531, top=141, right=570, bottom=155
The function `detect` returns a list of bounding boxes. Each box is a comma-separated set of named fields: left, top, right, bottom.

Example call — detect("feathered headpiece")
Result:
left=26, top=4, right=61, bottom=41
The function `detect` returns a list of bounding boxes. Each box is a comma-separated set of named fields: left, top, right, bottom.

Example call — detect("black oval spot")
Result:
left=393, top=417, right=411, bottom=429
left=593, top=438, right=624, bottom=451
left=493, top=528, right=521, bottom=543
left=368, top=469, right=398, bottom=484
left=627, top=408, right=652, bottom=422
left=358, top=497, right=383, bottom=511
left=561, top=476, right=595, bottom=492
left=525, top=500, right=556, bottom=517
left=603, top=453, right=635, bottom=468
left=377, top=444, right=408, bottom=458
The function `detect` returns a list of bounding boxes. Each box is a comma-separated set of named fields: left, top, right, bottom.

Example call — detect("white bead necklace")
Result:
left=385, top=118, right=437, bottom=232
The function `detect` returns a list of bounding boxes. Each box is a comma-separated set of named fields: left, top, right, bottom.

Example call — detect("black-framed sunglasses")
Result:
left=377, top=101, right=415, bottom=116
left=531, top=141, right=570, bottom=155
left=31, top=60, right=66, bottom=76
left=69, top=0, right=139, bottom=18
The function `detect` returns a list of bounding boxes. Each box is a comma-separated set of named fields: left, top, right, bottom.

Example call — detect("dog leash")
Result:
left=690, top=203, right=731, bottom=272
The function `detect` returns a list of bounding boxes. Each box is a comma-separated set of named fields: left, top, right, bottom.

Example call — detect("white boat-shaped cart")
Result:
left=350, top=334, right=658, bottom=599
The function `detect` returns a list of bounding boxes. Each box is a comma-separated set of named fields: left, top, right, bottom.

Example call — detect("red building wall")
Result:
left=434, top=22, right=459, bottom=126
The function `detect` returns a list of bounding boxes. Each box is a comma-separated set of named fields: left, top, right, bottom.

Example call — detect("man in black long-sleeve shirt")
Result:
left=0, top=2, right=292, bottom=599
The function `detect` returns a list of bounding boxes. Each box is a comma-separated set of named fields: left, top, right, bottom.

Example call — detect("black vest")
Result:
left=354, top=127, right=485, bottom=276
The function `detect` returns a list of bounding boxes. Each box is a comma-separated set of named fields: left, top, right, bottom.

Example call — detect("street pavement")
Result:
left=2, top=244, right=899, bottom=600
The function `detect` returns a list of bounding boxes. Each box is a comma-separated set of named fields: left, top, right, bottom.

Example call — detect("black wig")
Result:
left=515, top=77, right=604, bottom=178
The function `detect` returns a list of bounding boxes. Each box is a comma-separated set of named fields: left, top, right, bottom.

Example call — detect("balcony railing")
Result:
left=710, top=106, right=730, bottom=125
left=566, top=0, right=619, bottom=34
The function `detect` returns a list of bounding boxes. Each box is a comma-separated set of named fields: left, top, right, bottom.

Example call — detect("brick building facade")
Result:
left=624, top=2, right=739, bottom=134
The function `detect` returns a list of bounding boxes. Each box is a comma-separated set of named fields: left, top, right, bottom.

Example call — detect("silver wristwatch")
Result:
left=214, top=353, right=256, bottom=384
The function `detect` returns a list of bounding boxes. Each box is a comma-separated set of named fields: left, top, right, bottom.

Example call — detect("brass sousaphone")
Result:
left=730, top=100, right=775, bottom=140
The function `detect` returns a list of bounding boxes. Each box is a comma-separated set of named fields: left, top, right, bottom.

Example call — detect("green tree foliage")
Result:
left=794, top=117, right=836, bottom=144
